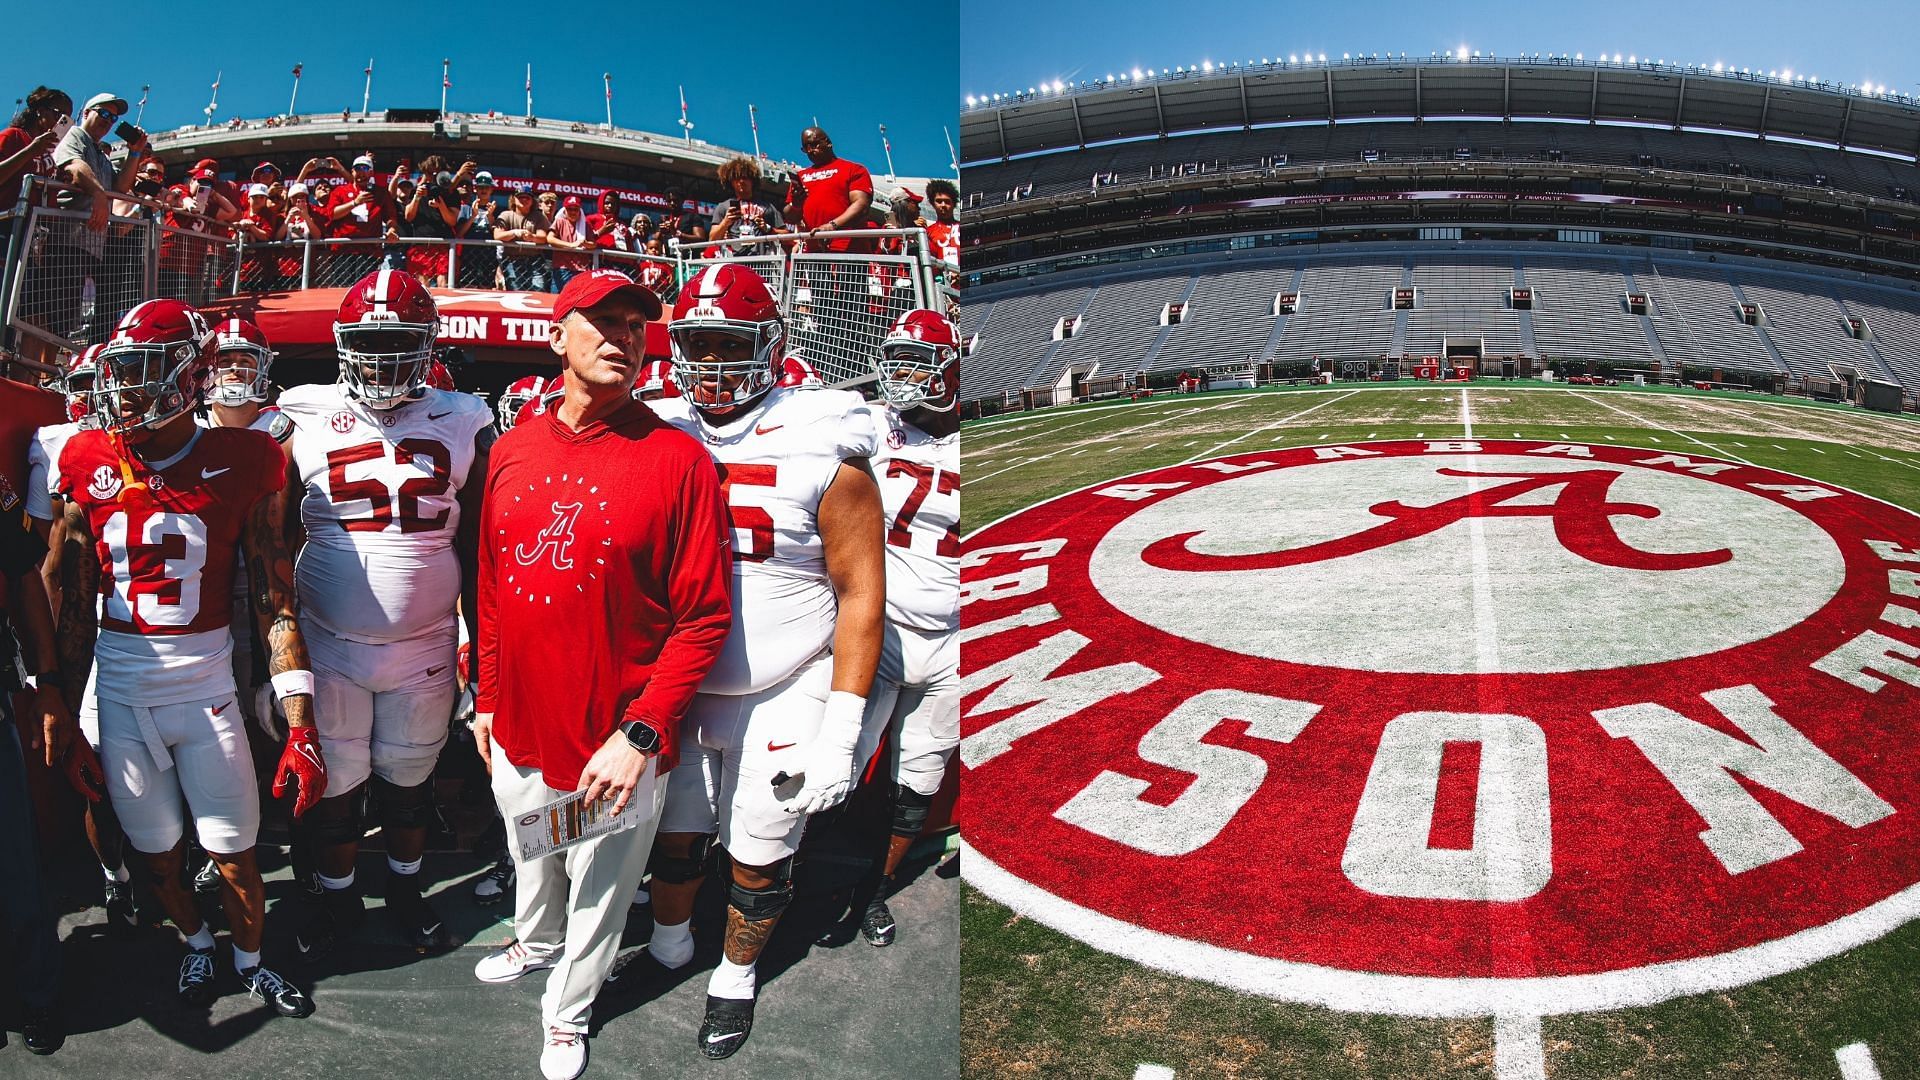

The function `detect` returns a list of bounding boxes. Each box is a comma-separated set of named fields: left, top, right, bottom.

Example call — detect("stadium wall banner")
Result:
left=490, top=178, right=712, bottom=215
left=962, top=438, right=1920, bottom=1015
left=203, top=288, right=669, bottom=358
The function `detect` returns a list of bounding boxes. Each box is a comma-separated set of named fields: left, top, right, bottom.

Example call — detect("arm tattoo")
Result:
left=54, top=500, right=99, bottom=711
left=722, top=907, right=780, bottom=966
left=244, top=488, right=313, bottom=727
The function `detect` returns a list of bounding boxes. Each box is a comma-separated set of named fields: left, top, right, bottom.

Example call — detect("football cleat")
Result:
left=294, top=888, right=365, bottom=962
left=473, top=857, right=514, bottom=906
left=697, top=995, right=755, bottom=1060
left=859, top=895, right=897, bottom=948
left=385, top=875, right=451, bottom=953
left=177, top=948, right=218, bottom=1007
left=22, top=1004, right=63, bottom=1055
left=240, top=964, right=314, bottom=1018
left=103, top=877, right=138, bottom=937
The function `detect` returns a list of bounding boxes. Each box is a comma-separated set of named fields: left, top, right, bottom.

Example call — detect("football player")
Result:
left=26, top=346, right=134, bottom=935
left=495, top=374, right=548, bottom=432
left=55, top=298, right=320, bottom=1017
left=849, top=309, right=961, bottom=946
left=276, top=270, right=494, bottom=959
left=635, top=360, right=679, bottom=403
left=642, top=263, right=885, bottom=1059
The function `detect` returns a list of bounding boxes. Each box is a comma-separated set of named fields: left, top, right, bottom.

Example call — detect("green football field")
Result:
left=959, top=383, right=1920, bottom=1080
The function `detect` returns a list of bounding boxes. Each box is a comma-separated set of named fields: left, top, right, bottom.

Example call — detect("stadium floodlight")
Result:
left=1343, top=52, right=1350, bottom=60
left=1575, top=53, right=1583, bottom=60
left=1054, top=79, right=1065, bottom=92
left=966, top=95, right=976, bottom=107
left=1290, top=54, right=1299, bottom=64
left=1628, top=55, right=1635, bottom=64
left=1713, top=62, right=1724, bottom=73
left=1133, top=68, right=1144, bottom=80
left=1319, top=53, right=1327, bottom=62
left=1203, top=61, right=1213, bottom=72
left=1457, top=46, right=1468, bottom=60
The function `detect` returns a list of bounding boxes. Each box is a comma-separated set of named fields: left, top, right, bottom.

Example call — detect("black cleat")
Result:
left=697, top=995, right=755, bottom=1060
left=177, top=948, right=218, bottom=1007
left=192, top=857, right=222, bottom=896
left=385, top=875, right=450, bottom=953
left=859, top=895, right=897, bottom=947
left=22, top=1005, right=64, bottom=1055
left=294, top=888, right=364, bottom=963
left=472, top=857, right=514, bottom=906
left=240, top=965, right=314, bottom=1018
left=103, top=878, right=139, bottom=938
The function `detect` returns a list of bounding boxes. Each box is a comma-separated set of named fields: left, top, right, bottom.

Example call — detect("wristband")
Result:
left=271, top=670, right=315, bottom=701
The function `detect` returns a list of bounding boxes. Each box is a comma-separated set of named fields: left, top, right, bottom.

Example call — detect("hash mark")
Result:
left=1808, top=446, right=1826, bottom=454
left=1836, top=1043, right=1883, bottom=1080
left=1134, top=1067, right=1176, bottom=1080
left=1183, top=441, right=1199, bottom=447
left=1069, top=449, right=1089, bottom=456
left=1367, top=432, right=1377, bottom=439
left=1139, top=443, right=1157, bottom=450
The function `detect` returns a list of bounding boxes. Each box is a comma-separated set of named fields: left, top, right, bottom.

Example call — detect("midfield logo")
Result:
left=961, top=439, right=1920, bottom=1018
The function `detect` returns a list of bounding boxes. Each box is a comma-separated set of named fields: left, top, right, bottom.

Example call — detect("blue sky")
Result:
left=8, top=1, right=958, bottom=178
left=960, top=0, right=1919, bottom=105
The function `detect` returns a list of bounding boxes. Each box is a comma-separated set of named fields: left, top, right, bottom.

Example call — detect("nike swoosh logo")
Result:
left=296, top=939, right=314, bottom=954
left=202, top=467, right=232, bottom=479
left=767, top=741, right=796, bottom=752
left=706, top=1032, right=744, bottom=1045
left=212, top=701, right=231, bottom=716
left=755, top=424, right=784, bottom=435
left=426, top=665, right=447, bottom=677
left=428, top=411, right=451, bottom=420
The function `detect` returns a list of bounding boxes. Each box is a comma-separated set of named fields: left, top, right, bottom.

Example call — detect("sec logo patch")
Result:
left=961, top=440, right=1920, bottom=1016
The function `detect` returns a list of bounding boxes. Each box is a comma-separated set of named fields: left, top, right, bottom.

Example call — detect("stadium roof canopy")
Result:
left=960, top=56, right=1920, bottom=164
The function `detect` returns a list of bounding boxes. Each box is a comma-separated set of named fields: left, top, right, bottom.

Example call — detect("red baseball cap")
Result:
left=190, top=167, right=216, bottom=180
left=194, top=158, right=218, bottom=172
left=551, top=268, right=663, bottom=322
left=253, top=161, right=280, bottom=176
left=562, top=195, right=582, bottom=209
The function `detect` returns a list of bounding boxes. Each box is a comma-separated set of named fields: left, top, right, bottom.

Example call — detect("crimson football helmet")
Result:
left=877, top=308, right=959, bottom=413
left=497, top=374, right=547, bottom=430
left=426, top=358, right=456, bottom=391
left=334, top=269, right=438, bottom=409
left=94, top=299, right=213, bottom=434
left=668, top=263, right=784, bottom=418
left=208, top=317, right=275, bottom=407
left=634, top=361, right=679, bottom=402
left=778, top=355, right=822, bottom=389
left=62, top=344, right=104, bottom=424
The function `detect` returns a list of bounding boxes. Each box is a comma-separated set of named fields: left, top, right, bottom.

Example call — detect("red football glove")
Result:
left=273, top=726, right=328, bottom=818
left=64, top=741, right=105, bottom=803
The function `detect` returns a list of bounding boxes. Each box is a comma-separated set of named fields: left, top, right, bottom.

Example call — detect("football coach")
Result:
left=471, top=268, right=734, bottom=1080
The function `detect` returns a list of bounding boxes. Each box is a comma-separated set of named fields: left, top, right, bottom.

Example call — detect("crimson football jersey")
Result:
left=58, top=425, right=284, bottom=704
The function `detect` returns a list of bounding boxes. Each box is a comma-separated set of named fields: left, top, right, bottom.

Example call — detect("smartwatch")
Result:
left=619, top=719, right=661, bottom=755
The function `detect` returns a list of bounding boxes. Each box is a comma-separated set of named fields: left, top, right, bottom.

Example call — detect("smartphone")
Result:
left=114, top=121, right=140, bottom=143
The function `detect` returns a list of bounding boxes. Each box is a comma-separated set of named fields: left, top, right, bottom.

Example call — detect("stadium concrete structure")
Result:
left=956, top=54, right=1920, bottom=413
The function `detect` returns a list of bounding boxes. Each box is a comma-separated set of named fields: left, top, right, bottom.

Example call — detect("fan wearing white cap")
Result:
left=47, top=91, right=153, bottom=328
left=320, top=155, right=397, bottom=284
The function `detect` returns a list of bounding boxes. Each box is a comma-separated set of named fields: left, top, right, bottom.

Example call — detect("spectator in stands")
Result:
left=280, top=181, right=321, bottom=286
left=295, top=155, right=347, bottom=207
left=658, top=188, right=705, bottom=246
left=924, top=178, right=959, bottom=267
left=709, top=156, right=786, bottom=252
left=585, top=189, right=633, bottom=262
left=2, top=86, right=73, bottom=369
left=190, top=158, right=244, bottom=221
left=323, top=153, right=396, bottom=285
left=495, top=187, right=550, bottom=292
left=625, top=213, right=653, bottom=254
left=459, top=171, right=501, bottom=287
left=52, top=92, right=155, bottom=342
left=403, top=156, right=464, bottom=286
left=159, top=165, right=236, bottom=305
left=786, top=126, right=873, bottom=253
left=546, top=195, right=592, bottom=291
left=235, top=182, right=283, bottom=289
left=251, top=160, right=281, bottom=190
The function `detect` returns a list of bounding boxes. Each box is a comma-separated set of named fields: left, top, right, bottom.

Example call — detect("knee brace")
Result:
left=727, top=860, right=794, bottom=923
left=649, top=834, right=713, bottom=884
left=303, top=796, right=364, bottom=849
left=890, top=785, right=934, bottom=840
left=373, top=776, right=435, bottom=831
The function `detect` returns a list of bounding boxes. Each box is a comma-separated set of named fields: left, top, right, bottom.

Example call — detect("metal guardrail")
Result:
left=672, top=228, right=959, bottom=389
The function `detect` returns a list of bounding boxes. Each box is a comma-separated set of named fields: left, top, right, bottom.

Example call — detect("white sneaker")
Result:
left=540, top=1027, right=588, bottom=1080
left=474, top=941, right=559, bottom=983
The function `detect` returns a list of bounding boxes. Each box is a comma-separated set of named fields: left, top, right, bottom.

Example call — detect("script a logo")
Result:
left=515, top=501, right=583, bottom=570
left=1143, top=467, right=1734, bottom=573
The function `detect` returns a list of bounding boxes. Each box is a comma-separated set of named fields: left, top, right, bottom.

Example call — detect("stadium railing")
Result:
left=672, top=228, right=959, bottom=390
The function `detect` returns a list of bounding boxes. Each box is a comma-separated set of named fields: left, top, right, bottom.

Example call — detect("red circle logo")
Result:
left=329, top=410, right=357, bottom=433
left=961, top=440, right=1920, bottom=1015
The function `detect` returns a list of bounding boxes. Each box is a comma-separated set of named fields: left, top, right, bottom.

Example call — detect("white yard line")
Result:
left=1493, top=1014, right=1547, bottom=1080
left=1178, top=390, right=1362, bottom=464
left=1461, top=387, right=1475, bottom=439
left=970, top=457, right=1046, bottom=484
left=1688, top=397, right=1920, bottom=475
left=1133, top=1066, right=1176, bottom=1080
left=1572, top=392, right=1751, bottom=465
left=1836, top=1043, right=1883, bottom=1080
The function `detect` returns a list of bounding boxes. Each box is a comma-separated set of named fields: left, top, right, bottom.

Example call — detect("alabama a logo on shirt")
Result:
left=497, top=472, right=613, bottom=604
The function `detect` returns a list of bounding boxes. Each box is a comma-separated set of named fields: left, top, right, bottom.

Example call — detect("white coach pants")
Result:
left=490, top=742, right=665, bottom=1034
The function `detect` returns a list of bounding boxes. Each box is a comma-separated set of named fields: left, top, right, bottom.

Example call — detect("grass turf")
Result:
left=960, top=383, right=1920, bottom=1079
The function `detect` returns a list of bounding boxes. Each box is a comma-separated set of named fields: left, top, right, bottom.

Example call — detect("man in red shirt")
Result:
left=472, top=268, right=732, bottom=1080
left=784, top=127, right=873, bottom=254
left=322, top=154, right=396, bottom=285
left=923, top=178, right=959, bottom=268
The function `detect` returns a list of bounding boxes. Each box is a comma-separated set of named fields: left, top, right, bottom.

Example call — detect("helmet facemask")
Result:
left=878, top=339, right=958, bottom=413
left=208, top=343, right=273, bottom=407
left=669, top=320, right=783, bottom=420
left=62, top=364, right=98, bottom=424
left=336, top=323, right=435, bottom=409
left=93, top=339, right=207, bottom=434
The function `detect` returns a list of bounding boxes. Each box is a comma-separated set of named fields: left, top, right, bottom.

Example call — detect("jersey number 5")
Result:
left=716, top=462, right=777, bottom=563
left=325, top=438, right=454, bottom=533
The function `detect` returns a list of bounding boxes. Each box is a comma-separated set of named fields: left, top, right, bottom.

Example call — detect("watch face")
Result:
left=623, top=721, right=659, bottom=753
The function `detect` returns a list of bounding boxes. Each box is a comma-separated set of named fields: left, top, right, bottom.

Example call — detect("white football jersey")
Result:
left=279, top=382, right=494, bottom=642
left=657, top=385, right=878, bottom=695
left=26, top=421, right=83, bottom=523
left=868, top=405, right=960, bottom=632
